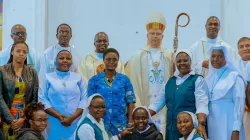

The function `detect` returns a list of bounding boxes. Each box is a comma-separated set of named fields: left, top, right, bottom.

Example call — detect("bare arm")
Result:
left=127, top=103, right=135, bottom=123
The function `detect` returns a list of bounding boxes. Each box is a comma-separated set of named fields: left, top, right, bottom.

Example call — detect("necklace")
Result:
left=149, top=51, right=162, bottom=69
left=57, top=75, right=67, bottom=87
left=210, top=68, right=227, bottom=98
left=104, top=75, right=115, bottom=87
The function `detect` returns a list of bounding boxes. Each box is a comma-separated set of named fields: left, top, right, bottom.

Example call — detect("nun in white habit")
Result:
left=75, top=94, right=132, bottom=140
left=206, top=45, right=246, bottom=140
left=177, top=111, right=204, bottom=140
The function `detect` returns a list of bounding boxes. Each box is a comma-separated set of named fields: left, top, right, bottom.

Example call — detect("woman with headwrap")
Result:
left=177, top=111, right=204, bottom=140
left=123, top=106, right=163, bottom=140
left=0, top=41, right=38, bottom=140
left=75, top=94, right=132, bottom=140
left=206, top=45, right=246, bottom=140
left=38, top=50, right=87, bottom=140
left=149, top=49, right=209, bottom=140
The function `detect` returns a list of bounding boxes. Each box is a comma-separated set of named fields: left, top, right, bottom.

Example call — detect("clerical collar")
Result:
left=206, top=36, right=218, bottom=44
left=150, top=47, right=161, bottom=53
left=96, top=53, right=103, bottom=59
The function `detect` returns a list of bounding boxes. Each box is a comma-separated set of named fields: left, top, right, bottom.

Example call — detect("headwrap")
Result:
left=177, top=111, right=198, bottom=129
left=132, top=106, right=160, bottom=131
left=174, top=49, right=193, bottom=76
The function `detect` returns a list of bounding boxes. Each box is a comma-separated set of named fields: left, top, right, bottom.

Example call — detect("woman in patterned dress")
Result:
left=0, top=41, right=39, bottom=140
left=87, top=48, right=136, bottom=136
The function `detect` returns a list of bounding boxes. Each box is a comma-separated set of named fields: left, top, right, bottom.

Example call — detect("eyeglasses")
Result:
left=104, top=58, right=119, bottom=63
left=32, top=118, right=49, bottom=124
left=95, top=39, right=108, bottom=43
left=58, top=30, right=71, bottom=35
left=12, top=32, right=27, bottom=36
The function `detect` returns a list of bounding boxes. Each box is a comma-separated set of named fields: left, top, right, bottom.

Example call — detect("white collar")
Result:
left=86, top=113, right=105, bottom=132
left=174, top=70, right=195, bottom=78
left=179, top=129, right=196, bottom=140
left=136, top=124, right=151, bottom=134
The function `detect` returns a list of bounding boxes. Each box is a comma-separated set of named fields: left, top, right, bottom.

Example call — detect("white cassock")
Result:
left=237, top=59, right=250, bottom=140
left=39, top=44, right=82, bottom=79
left=189, top=36, right=238, bottom=77
left=0, top=45, right=39, bottom=71
left=77, top=52, right=124, bottom=81
left=125, top=45, right=173, bottom=138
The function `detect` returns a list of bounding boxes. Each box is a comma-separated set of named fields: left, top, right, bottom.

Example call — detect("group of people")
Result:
left=0, top=11, right=249, bottom=140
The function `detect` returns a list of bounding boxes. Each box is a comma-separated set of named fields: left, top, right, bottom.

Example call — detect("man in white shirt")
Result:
left=77, top=32, right=124, bottom=81
left=189, top=16, right=237, bottom=77
left=0, top=24, right=37, bottom=70
left=237, top=37, right=250, bottom=140
left=39, top=23, right=81, bottom=78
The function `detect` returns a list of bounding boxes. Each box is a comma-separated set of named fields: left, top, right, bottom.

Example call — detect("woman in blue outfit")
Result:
left=39, top=50, right=87, bottom=140
left=149, top=49, right=209, bottom=140
left=87, top=48, right=136, bottom=136
left=206, top=45, right=245, bottom=140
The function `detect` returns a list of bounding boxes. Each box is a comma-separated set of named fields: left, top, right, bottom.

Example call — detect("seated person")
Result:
left=16, top=102, right=47, bottom=140
left=75, top=94, right=132, bottom=140
left=177, top=111, right=204, bottom=140
left=123, top=106, right=163, bottom=140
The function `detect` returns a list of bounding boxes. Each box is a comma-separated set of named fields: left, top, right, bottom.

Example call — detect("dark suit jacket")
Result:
left=0, top=63, right=38, bottom=123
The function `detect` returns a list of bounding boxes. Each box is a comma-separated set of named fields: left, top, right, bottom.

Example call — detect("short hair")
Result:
left=237, top=37, right=250, bottom=46
left=56, top=23, right=72, bottom=34
left=7, top=41, right=29, bottom=64
left=205, top=16, right=220, bottom=26
left=103, top=48, right=120, bottom=59
left=11, top=24, right=26, bottom=34
left=94, top=32, right=109, bottom=42
left=25, top=102, right=45, bottom=120
left=132, top=107, right=149, bottom=118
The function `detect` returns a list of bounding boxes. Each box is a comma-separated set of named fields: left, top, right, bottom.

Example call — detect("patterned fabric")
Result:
left=88, top=71, right=136, bottom=135
left=3, top=75, right=26, bottom=140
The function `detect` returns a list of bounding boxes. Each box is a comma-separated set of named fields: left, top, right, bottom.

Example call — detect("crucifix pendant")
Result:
left=62, top=82, right=66, bottom=87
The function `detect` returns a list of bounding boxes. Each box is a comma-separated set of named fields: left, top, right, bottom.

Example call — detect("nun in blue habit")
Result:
left=38, top=50, right=87, bottom=140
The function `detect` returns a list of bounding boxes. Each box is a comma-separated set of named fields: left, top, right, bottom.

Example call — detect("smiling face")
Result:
left=133, top=108, right=149, bottom=131
left=177, top=112, right=194, bottom=137
left=210, top=49, right=226, bottom=69
left=56, top=51, right=72, bottom=72
left=94, top=32, right=109, bottom=53
left=176, top=52, right=191, bottom=77
left=205, top=17, right=220, bottom=39
left=238, top=39, right=250, bottom=61
left=88, top=96, right=106, bottom=122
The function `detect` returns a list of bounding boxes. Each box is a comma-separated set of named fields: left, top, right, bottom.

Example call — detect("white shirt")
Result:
left=39, top=44, right=82, bottom=79
left=77, top=114, right=118, bottom=140
left=246, top=62, right=250, bottom=82
left=237, top=59, right=249, bottom=81
left=189, top=36, right=238, bottom=77
left=149, top=71, right=209, bottom=115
